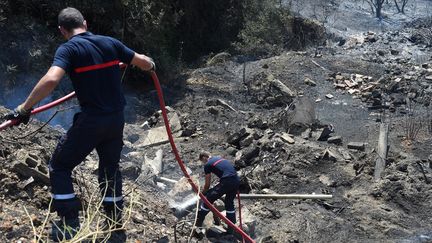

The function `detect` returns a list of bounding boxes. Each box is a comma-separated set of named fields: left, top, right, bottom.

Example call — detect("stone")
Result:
left=338, top=148, right=352, bottom=160
left=236, top=146, right=260, bottom=167
left=347, top=142, right=365, bottom=151
left=325, top=94, right=334, bottom=99
left=304, top=77, right=317, bottom=86
left=225, top=147, right=238, bottom=156
left=335, top=75, right=344, bottom=80
left=425, top=76, right=432, bottom=81
left=327, top=136, right=342, bottom=145
left=390, top=49, right=399, bottom=55
left=120, top=162, right=141, bottom=179
left=279, top=133, right=295, bottom=144
left=317, top=125, right=334, bottom=141
left=140, top=121, right=151, bottom=130
left=137, top=126, right=180, bottom=148
left=207, top=106, right=219, bottom=115
left=248, top=117, right=268, bottom=129
left=12, top=150, right=49, bottom=185
left=168, top=112, right=182, bottom=132
left=377, top=50, right=386, bottom=56
left=269, top=78, right=296, bottom=98
left=144, top=149, right=163, bottom=176
left=301, top=128, right=312, bottom=139
left=322, top=148, right=341, bottom=162
left=319, top=175, right=336, bottom=187
left=239, top=135, right=254, bottom=148
left=227, top=127, right=252, bottom=146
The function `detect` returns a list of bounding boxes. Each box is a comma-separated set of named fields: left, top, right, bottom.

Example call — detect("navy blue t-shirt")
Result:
left=204, top=156, right=237, bottom=179
left=52, top=32, right=135, bottom=114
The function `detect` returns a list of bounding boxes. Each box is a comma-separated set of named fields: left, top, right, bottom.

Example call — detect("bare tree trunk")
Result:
left=393, top=0, right=409, bottom=14
left=375, top=0, right=384, bottom=19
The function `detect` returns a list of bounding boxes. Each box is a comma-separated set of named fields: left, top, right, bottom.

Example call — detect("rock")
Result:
left=235, top=146, right=260, bottom=167
left=322, top=148, right=341, bottom=162
left=12, top=150, right=49, bottom=185
left=144, top=149, right=163, bottom=175
left=425, top=76, right=432, bottom=81
left=304, top=77, right=317, bottom=86
left=137, top=126, right=180, bottom=148
left=269, top=78, right=296, bottom=98
left=327, top=136, right=342, bottom=145
left=207, top=106, right=220, bottom=115
left=140, top=121, right=151, bottom=130
left=347, top=142, right=365, bottom=151
left=279, top=133, right=295, bottom=144
left=317, top=125, right=334, bottom=141
left=335, top=74, right=344, bottom=81
left=239, top=135, right=254, bottom=148
left=168, top=112, right=182, bottom=132
left=390, top=49, right=399, bottom=55
left=325, top=94, right=334, bottom=99
left=248, top=117, right=268, bottom=129
left=225, top=147, right=238, bottom=156
left=338, top=148, right=352, bottom=160
left=18, top=176, right=35, bottom=189
left=301, top=128, right=312, bottom=139
left=120, top=162, right=141, bottom=179
left=0, top=220, right=13, bottom=232
left=236, top=206, right=256, bottom=237
left=377, top=50, right=386, bottom=56
left=227, top=127, right=252, bottom=146
left=319, top=175, right=336, bottom=187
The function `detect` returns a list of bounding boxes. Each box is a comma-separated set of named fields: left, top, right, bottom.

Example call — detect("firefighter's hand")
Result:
left=3, top=105, right=32, bottom=125
left=148, top=57, right=156, bottom=71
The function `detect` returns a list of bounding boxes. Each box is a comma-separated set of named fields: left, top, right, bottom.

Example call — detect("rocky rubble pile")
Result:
left=339, top=26, right=432, bottom=115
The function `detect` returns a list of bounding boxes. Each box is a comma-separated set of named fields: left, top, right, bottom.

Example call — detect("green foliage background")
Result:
left=0, top=0, right=324, bottom=77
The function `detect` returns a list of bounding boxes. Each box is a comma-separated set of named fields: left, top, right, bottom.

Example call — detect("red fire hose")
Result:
left=150, top=71, right=254, bottom=242
left=0, top=67, right=255, bottom=242
left=0, top=63, right=127, bottom=131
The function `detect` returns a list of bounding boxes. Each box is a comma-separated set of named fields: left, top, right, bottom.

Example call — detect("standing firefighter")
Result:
left=196, top=152, right=240, bottom=236
left=3, top=7, right=154, bottom=241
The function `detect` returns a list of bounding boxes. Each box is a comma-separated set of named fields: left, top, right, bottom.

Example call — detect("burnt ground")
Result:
left=2, top=4, right=432, bottom=243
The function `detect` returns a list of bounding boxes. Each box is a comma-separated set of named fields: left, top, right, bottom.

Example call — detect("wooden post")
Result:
left=374, top=123, right=389, bottom=180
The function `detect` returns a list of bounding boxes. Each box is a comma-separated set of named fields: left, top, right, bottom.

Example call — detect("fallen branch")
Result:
left=310, top=59, right=328, bottom=71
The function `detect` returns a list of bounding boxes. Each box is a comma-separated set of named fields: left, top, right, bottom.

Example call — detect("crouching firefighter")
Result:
left=3, top=7, right=155, bottom=241
left=195, top=152, right=240, bottom=237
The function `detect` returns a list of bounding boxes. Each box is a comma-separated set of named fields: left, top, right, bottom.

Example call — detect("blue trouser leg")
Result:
left=49, top=113, right=97, bottom=219
left=97, top=128, right=124, bottom=221
left=49, top=112, right=124, bottom=219
left=196, top=176, right=240, bottom=228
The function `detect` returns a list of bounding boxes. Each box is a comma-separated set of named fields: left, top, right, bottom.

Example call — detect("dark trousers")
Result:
left=49, top=111, right=124, bottom=219
left=196, top=176, right=240, bottom=230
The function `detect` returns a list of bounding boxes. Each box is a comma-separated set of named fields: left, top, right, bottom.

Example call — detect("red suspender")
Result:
left=74, top=60, right=120, bottom=73
left=212, top=159, right=224, bottom=167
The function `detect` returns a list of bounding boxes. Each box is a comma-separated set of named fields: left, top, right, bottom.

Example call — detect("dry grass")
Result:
left=25, top=180, right=139, bottom=243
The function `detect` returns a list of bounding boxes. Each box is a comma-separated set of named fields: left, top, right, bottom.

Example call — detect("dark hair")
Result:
left=58, top=7, right=85, bottom=31
left=199, top=151, right=210, bottom=160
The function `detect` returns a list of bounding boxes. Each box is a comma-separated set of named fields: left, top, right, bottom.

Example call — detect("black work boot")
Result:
left=225, top=212, right=236, bottom=234
left=193, top=210, right=208, bottom=239
left=51, top=218, right=80, bottom=242
left=51, top=198, right=81, bottom=242
left=103, top=202, right=127, bottom=243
